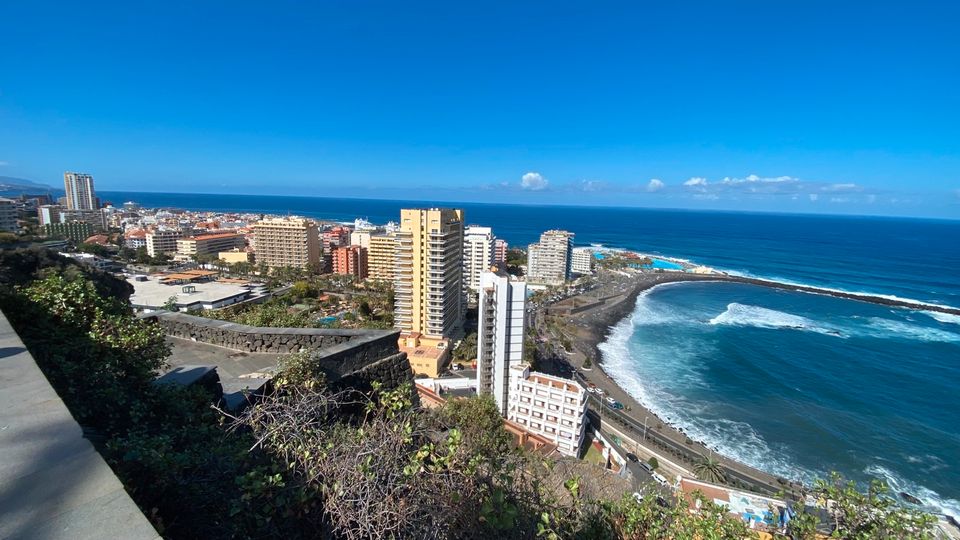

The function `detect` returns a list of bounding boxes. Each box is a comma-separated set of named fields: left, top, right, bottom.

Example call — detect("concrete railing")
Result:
left=0, top=311, right=159, bottom=540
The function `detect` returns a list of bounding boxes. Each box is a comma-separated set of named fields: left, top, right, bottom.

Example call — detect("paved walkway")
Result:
left=0, top=312, right=159, bottom=540
left=163, top=337, right=283, bottom=409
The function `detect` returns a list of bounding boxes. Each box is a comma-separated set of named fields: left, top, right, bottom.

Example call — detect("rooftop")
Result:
left=128, top=276, right=251, bottom=309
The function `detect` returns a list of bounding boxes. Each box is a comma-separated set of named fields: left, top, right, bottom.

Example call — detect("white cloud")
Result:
left=0, top=161, right=8, bottom=167
left=684, top=177, right=708, bottom=187
left=521, top=172, right=548, bottom=191
left=809, top=194, right=819, bottom=202
left=822, top=183, right=859, bottom=192
left=720, top=174, right=797, bottom=185
left=646, top=178, right=664, bottom=192
left=580, top=180, right=605, bottom=192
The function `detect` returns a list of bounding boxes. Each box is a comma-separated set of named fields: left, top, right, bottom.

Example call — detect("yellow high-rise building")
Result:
left=368, top=232, right=397, bottom=281
left=395, top=208, right=465, bottom=376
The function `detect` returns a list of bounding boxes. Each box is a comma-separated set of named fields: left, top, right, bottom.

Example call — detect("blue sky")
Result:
left=1, top=1, right=959, bottom=218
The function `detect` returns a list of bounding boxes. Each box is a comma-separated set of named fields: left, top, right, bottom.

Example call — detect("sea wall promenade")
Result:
left=0, top=311, right=159, bottom=540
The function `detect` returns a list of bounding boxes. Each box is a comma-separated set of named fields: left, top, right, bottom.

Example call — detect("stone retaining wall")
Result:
left=144, top=311, right=394, bottom=355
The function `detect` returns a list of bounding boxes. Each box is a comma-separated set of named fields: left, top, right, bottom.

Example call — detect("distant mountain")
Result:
left=0, top=176, right=58, bottom=194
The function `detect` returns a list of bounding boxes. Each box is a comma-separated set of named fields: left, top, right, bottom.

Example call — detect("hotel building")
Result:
left=368, top=233, right=397, bottom=281
left=527, top=230, right=575, bottom=286
left=507, top=364, right=588, bottom=457
left=493, top=238, right=508, bottom=265
left=176, top=232, right=245, bottom=258
left=63, top=172, right=97, bottom=211
left=476, top=270, right=527, bottom=415
left=0, top=198, right=17, bottom=232
left=463, top=225, right=494, bottom=293
left=332, top=245, right=368, bottom=279
left=37, top=205, right=61, bottom=226
left=252, top=217, right=320, bottom=270
left=395, top=208, right=465, bottom=377
left=146, top=229, right=184, bottom=257
left=571, top=247, right=595, bottom=275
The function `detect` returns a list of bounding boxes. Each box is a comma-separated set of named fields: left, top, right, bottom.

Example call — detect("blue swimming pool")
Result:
left=646, top=258, right=684, bottom=270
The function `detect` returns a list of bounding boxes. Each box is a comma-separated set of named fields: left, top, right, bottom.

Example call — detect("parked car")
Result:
left=639, top=461, right=654, bottom=474
left=612, top=401, right=624, bottom=410
left=605, top=396, right=616, bottom=405
left=652, top=473, right=668, bottom=487
left=626, top=452, right=639, bottom=463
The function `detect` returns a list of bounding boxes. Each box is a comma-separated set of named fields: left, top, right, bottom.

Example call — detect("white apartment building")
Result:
left=476, top=271, right=527, bottom=415
left=0, top=198, right=17, bottom=233
left=571, top=247, right=595, bottom=275
left=507, top=364, right=588, bottom=457
left=527, top=230, right=574, bottom=285
left=146, top=229, right=184, bottom=257
left=463, top=225, right=494, bottom=293
left=63, top=172, right=97, bottom=211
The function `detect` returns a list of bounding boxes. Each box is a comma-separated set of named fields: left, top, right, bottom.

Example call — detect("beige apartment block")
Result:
left=252, top=217, right=320, bottom=270
left=176, top=232, right=245, bottom=258
left=368, top=232, right=397, bottom=281
left=395, top=208, right=465, bottom=341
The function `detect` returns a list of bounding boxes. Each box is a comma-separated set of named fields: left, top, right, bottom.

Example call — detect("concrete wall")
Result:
left=147, top=311, right=416, bottom=397
left=145, top=311, right=393, bottom=355
left=0, top=311, right=159, bottom=540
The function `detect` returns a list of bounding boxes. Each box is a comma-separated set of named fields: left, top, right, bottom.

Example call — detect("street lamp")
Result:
left=643, top=416, right=649, bottom=442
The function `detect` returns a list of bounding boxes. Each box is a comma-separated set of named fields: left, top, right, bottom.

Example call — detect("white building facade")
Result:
left=507, top=364, right=587, bottom=457
left=463, top=225, right=494, bottom=293
left=0, top=198, right=17, bottom=232
left=476, top=271, right=527, bottom=415
left=571, top=247, right=595, bottom=275
left=527, top=230, right=574, bottom=286
left=146, top=229, right=184, bottom=257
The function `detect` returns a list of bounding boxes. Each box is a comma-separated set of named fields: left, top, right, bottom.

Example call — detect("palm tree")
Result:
left=694, top=455, right=726, bottom=484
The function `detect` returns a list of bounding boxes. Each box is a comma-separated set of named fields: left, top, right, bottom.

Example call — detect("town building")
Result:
left=350, top=230, right=371, bottom=249
left=506, top=364, right=588, bottom=457
left=322, top=225, right=351, bottom=253
left=124, top=229, right=147, bottom=249
left=146, top=229, right=184, bottom=257
left=463, top=225, right=494, bottom=293
left=37, top=205, right=61, bottom=227
left=0, top=198, right=17, bottom=233
left=367, top=233, right=397, bottom=281
left=176, top=232, right=245, bottom=258
left=218, top=249, right=253, bottom=264
left=127, top=275, right=255, bottom=312
left=476, top=270, right=527, bottom=415
left=493, top=238, right=508, bottom=265
left=527, top=230, right=575, bottom=286
left=252, top=217, right=320, bottom=270
left=571, top=247, right=595, bottom=275
left=63, top=172, right=97, bottom=211
left=41, top=221, right=93, bottom=243
left=332, top=245, right=368, bottom=279
left=395, top=208, right=465, bottom=377
left=60, top=209, right=107, bottom=231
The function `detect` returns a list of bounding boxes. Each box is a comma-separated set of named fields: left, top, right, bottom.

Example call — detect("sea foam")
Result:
left=709, top=303, right=844, bottom=337
left=864, top=464, right=960, bottom=522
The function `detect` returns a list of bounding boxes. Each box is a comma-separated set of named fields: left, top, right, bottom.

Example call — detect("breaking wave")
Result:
left=864, top=464, right=960, bottom=522
left=709, top=303, right=844, bottom=337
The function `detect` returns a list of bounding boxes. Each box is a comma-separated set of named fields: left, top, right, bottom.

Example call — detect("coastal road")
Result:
left=531, top=270, right=802, bottom=498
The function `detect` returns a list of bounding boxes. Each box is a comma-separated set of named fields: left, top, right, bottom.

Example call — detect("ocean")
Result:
left=104, top=191, right=960, bottom=517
